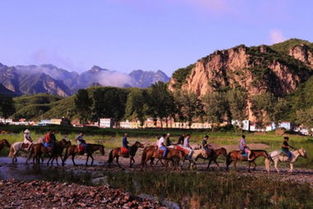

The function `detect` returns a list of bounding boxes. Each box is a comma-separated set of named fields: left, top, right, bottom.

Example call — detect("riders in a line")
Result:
left=157, top=134, right=169, bottom=158
left=281, top=136, right=295, bottom=160
left=183, top=134, right=193, bottom=158
left=43, top=131, right=56, bottom=150
left=239, top=135, right=252, bottom=161
left=23, top=129, right=33, bottom=151
left=76, top=132, right=87, bottom=152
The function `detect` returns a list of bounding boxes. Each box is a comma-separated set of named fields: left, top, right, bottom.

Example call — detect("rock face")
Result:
left=289, top=44, right=313, bottom=69
left=169, top=39, right=313, bottom=121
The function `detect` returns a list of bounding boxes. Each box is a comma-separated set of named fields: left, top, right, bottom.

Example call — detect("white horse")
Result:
left=8, top=137, right=44, bottom=163
left=187, top=148, right=208, bottom=169
left=265, top=148, right=307, bottom=173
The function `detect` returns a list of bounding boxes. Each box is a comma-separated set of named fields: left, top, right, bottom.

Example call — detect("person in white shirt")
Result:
left=183, top=134, right=193, bottom=158
left=23, top=129, right=32, bottom=151
left=158, top=134, right=168, bottom=158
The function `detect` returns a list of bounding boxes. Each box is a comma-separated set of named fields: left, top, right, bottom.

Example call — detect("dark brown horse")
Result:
left=63, top=143, right=105, bottom=166
left=195, top=147, right=227, bottom=169
left=0, top=139, right=10, bottom=152
left=226, top=150, right=271, bottom=172
left=141, top=146, right=186, bottom=169
left=107, top=141, right=144, bottom=168
left=27, top=139, right=71, bottom=165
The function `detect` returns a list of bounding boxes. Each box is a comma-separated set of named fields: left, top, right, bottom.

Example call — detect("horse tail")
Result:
left=107, top=150, right=114, bottom=163
left=225, top=152, right=232, bottom=169
left=141, top=148, right=147, bottom=166
left=8, top=145, right=14, bottom=157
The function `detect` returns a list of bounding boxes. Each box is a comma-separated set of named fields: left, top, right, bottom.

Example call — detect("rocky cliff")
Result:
left=169, top=39, right=313, bottom=121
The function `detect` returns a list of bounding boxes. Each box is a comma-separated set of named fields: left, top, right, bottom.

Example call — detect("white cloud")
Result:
left=96, top=71, right=133, bottom=87
left=270, top=30, right=286, bottom=44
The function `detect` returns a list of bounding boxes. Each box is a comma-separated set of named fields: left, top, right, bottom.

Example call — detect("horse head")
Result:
left=135, top=141, right=144, bottom=148
left=3, top=139, right=11, bottom=147
left=299, top=148, right=307, bottom=158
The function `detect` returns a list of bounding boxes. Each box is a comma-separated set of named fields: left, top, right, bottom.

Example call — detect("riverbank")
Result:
left=0, top=179, right=166, bottom=209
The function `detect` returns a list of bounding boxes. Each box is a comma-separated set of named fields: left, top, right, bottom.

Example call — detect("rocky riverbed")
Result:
left=0, top=180, right=167, bottom=209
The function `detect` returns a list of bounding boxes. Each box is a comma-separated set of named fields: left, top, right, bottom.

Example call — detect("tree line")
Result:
left=0, top=94, right=15, bottom=121
left=74, top=82, right=293, bottom=129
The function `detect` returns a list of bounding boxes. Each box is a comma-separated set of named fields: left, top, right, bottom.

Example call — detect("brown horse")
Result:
left=226, top=150, right=271, bottom=172
left=195, top=147, right=227, bottom=169
left=141, top=146, right=186, bottom=169
left=107, top=141, right=144, bottom=168
left=27, top=139, right=71, bottom=165
left=63, top=143, right=105, bottom=166
left=0, top=139, right=10, bottom=152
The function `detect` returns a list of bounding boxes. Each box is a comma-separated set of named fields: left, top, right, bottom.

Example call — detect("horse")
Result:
left=0, top=139, right=10, bottom=152
left=265, top=148, right=307, bottom=173
left=195, top=147, right=227, bottom=169
left=28, top=139, right=71, bottom=165
left=8, top=142, right=31, bottom=164
left=63, top=143, right=105, bottom=166
left=107, top=141, right=144, bottom=168
left=141, top=146, right=186, bottom=169
left=226, top=150, right=271, bottom=172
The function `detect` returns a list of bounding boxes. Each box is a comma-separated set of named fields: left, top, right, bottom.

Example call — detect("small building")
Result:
left=278, top=122, right=292, bottom=131
left=99, top=118, right=113, bottom=128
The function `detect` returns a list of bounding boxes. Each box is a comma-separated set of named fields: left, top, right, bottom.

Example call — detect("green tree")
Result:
left=202, top=91, right=228, bottom=129
left=146, top=82, right=175, bottom=127
left=174, top=90, right=202, bottom=128
left=296, top=107, right=313, bottom=132
left=0, top=95, right=15, bottom=120
left=125, top=88, right=148, bottom=126
left=227, top=89, right=247, bottom=127
left=251, top=92, right=275, bottom=128
left=74, top=89, right=92, bottom=124
left=91, top=87, right=128, bottom=125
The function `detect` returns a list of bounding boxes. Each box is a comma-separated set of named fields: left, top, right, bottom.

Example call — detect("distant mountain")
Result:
left=0, top=83, right=16, bottom=96
left=15, top=64, right=79, bottom=89
left=129, top=70, right=170, bottom=88
left=0, top=63, right=72, bottom=97
left=0, top=62, right=170, bottom=96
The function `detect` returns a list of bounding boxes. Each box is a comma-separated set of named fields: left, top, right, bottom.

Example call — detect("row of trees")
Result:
left=0, top=94, right=15, bottom=121
left=74, top=83, right=252, bottom=128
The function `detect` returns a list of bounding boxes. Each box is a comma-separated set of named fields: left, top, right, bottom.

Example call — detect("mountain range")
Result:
left=0, top=64, right=170, bottom=96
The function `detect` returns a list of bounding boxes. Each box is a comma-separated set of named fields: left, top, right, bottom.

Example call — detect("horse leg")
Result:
left=130, top=156, right=133, bottom=168
left=85, top=155, right=89, bottom=166
left=90, top=155, right=94, bottom=166
left=274, top=159, right=279, bottom=173
left=234, top=160, right=237, bottom=171
left=72, top=154, right=77, bottom=166
left=116, top=157, right=122, bottom=168
left=252, top=161, right=257, bottom=171
left=289, top=163, right=294, bottom=173
left=248, top=161, right=251, bottom=172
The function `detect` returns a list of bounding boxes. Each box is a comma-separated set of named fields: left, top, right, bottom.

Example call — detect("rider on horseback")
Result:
left=76, top=132, right=87, bottom=153
left=281, top=136, right=295, bottom=160
left=158, top=134, right=168, bottom=158
left=166, top=133, right=172, bottom=146
left=202, top=135, right=212, bottom=154
left=121, top=133, right=129, bottom=154
left=23, top=129, right=32, bottom=151
left=183, top=134, right=193, bottom=159
left=239, top=135, right=252, bottom=161
left=43, top=131, right=56, bottom=151
left=177, top=134, right=185, bottom=145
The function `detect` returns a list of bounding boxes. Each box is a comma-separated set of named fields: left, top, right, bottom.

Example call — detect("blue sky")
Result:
left=0, top=0, right=312, bottom=75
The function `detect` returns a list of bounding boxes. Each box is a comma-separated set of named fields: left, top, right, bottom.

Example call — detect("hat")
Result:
left=24, top=129, right=30, bottom=134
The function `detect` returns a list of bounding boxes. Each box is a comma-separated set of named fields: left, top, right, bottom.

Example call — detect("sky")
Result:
left=0, top=0, right=312, bottom=75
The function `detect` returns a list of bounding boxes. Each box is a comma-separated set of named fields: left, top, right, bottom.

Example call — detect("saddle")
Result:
left=78, top=144, right=86, bottom=153
left=121, top=147, right=129, bottom=155
left=175, top=145, right=189, bottom=155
